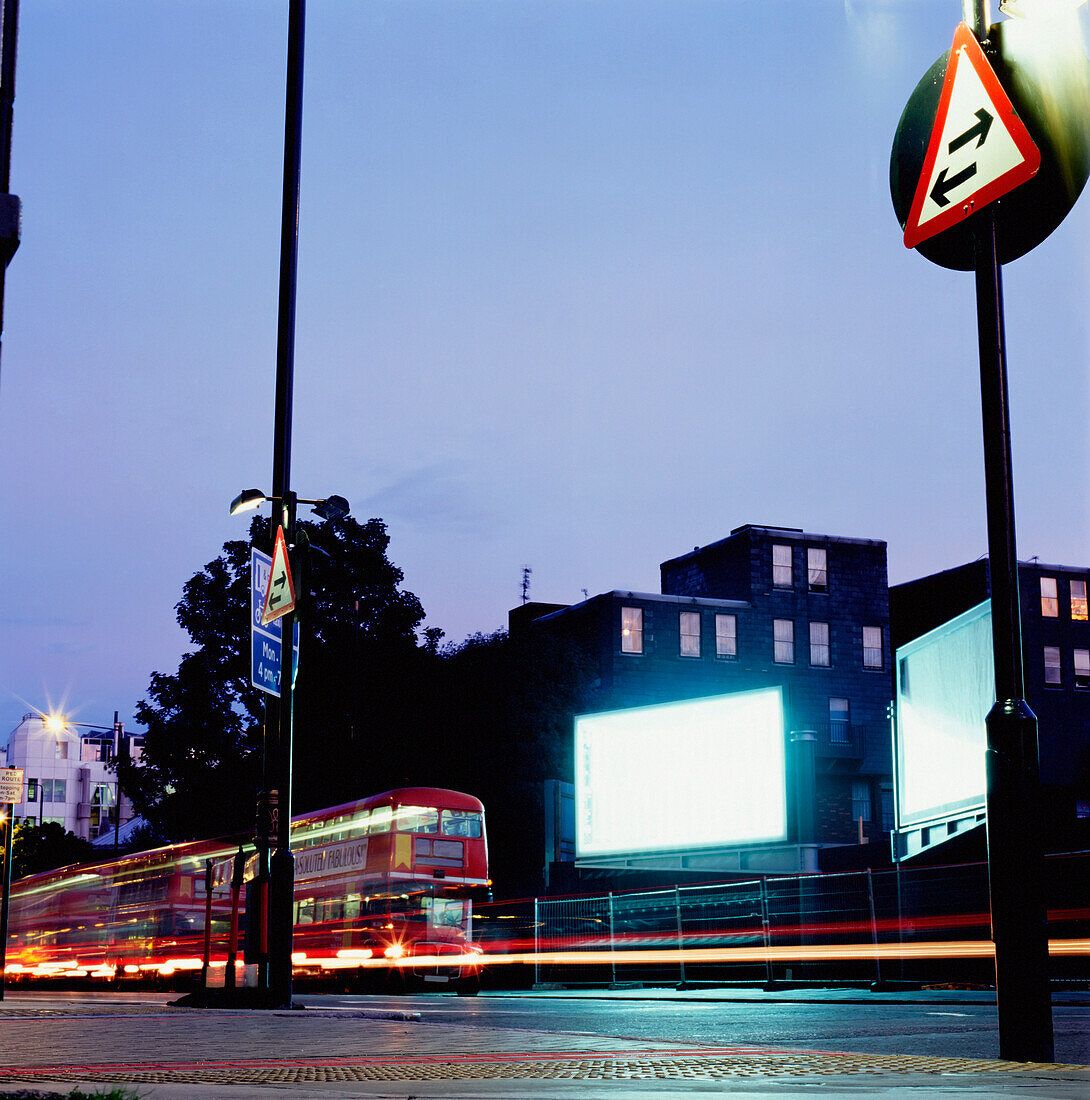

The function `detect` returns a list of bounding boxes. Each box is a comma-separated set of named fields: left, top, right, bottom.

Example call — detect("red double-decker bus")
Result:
left=3, top=787, right=489, bottom=993
left=286, top=787, right=489, bottom=992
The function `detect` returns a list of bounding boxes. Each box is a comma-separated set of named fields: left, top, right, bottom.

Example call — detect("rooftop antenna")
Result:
left=521, top=566, right=532, bottom=604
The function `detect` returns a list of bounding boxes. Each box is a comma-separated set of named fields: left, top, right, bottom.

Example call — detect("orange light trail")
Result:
left=469, top=938, right=1090, bottom=967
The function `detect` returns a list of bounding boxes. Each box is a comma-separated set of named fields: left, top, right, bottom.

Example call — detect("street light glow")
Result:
left=1000, top=0, right=1087, bottom=17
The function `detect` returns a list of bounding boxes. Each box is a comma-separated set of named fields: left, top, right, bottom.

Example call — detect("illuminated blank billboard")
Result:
left=575, top=687, right=787, bottom=858
left=895, top=601, right=993, bottom=827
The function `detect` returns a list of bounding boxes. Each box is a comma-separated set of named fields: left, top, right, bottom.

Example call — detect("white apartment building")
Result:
left=1, top=714, right=143, bottom=843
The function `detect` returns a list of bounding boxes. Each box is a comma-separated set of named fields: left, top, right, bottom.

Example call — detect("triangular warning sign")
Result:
left=904, top=23, right=1040, bottom=250
left=261, top=525, right=297, bottom=626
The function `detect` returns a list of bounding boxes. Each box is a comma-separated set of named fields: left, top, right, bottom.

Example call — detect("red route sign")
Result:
left=903, top=23, right=1040, bottom=250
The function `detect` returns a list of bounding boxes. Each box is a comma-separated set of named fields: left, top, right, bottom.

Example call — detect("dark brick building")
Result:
left=511, top=525, right=894, bottom=876
left=890, top=558, right=1090, bottom=854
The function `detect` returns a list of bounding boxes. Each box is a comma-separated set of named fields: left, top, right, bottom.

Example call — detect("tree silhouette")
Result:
left=119, top=515, right=426, bottom=840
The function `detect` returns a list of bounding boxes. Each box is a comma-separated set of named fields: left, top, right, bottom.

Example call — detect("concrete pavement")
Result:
left=0, top=988, right=1085, bottom=1098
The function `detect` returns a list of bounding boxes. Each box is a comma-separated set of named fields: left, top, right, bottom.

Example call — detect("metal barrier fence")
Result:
left=519, top=857, right=1089, bottom=988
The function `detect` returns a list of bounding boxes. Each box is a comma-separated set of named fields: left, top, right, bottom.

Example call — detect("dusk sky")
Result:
left=2, top=1, right=1088, bottom=737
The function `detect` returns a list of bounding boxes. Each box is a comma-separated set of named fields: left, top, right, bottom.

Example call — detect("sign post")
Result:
left=0, top=766, right=23, bottom=1000
left=892, top=2, right=1063, bottom=1063
left=961, top=3, right=1053, bottom=1064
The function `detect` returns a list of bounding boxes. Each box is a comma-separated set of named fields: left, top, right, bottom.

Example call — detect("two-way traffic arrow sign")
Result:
left=261, top=524, right=297, bottom=627
left=903, top=23, right=1040, bottom=250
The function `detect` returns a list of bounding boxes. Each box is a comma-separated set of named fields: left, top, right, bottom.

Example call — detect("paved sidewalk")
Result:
left=0, top=992, right=1086, bottom=1098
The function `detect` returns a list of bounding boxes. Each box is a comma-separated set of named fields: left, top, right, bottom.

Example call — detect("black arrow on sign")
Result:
left=948, top=108, right=994, bottom=155
left=269, top=574, right=286, bottom=608
left=930, top=163, right=977, bottom=207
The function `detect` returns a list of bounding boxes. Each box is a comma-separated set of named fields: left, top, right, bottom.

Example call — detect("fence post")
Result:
left=675, top=887, right=686, bottom=988
left=866, top=868, right=883, bottom=989
left=608, top=892, right=616, bottom=985
left=533, top=897, right=540, bottom=988
left=760, top=878, right=775, bottom=989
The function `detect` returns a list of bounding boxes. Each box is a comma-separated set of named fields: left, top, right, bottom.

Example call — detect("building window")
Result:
left=1041, top=577, right=1059, bottom=618
left=715, top=614, right=737, bottom=657
left=879, top=784, right=895, bottom=831
left=679, top=611, right=701, bottom=657
left=809, top=621, right=830, bottom=667
left=862, top=626, right=883, bottom=669
left=829, top=698, right=850, bottom=744
left=851, top=780, right=872, bottom=823
left=1071, top=580, right=1088, bottom=621
left=774, top=619, right=794, bottom=664
left=1044, top=646, right=1062, bottom=685
left=621, top=607, right=643, bottom=654
left=41, top=778, right=66, bottom=804
left=1074, top=649, right=1089, bottom=689
left=807, top=548, right=828, bottom=592
left=772, top=544, right=793, bottom=588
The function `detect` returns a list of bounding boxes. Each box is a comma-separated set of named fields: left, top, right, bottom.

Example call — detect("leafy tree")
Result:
left=119, top=515, right=426, bottom=840
left=10, top=820, right=95, bottom=878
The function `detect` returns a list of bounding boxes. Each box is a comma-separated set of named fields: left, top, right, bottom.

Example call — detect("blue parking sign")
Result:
left=251, top=547, right=297, bottom=695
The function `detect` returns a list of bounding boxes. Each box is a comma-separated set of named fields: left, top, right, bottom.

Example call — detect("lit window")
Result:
left=807, top=548, right=828, bottom=593
left=863, top=626, right=883, bottom=669
left=1041, top=577, right=1059, bottom=618
left=773, top=544, right=793, bottom=588
left=829, top=698, right=850, bottom=744
left=1044, top=646, right=1062, bottom=685
left=679, top=611, right=701, bottom=657
left=621, top=607, right=643, bottom=654
left=26, top=778, right=37, bottom=802
left=1071, top=580, right=1088, bottom=621
left=774, top=619, right=794, bottom=664
left=851, top=780, right=872, bottom=824
left=809, top=622, right=830, bottom=667
left=715, top=614, right=737, bottom=657
left=1074, top=649, right=1089, bottom=689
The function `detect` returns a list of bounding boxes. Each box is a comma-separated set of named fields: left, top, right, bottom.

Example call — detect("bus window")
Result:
left=441, top=809, right=482, bottom=838
left=396, top=806, right=438, bottom=833
left=426, top=898, right=466, bottom=931
left=367, top=808, right=392, bottom=834
left=348, top=809, right=370, bottom=839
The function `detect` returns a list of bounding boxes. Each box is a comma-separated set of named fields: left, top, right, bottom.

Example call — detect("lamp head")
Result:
left=230, top=489, right=267, bottom=516
left=311, top=494, right=350, bottom=522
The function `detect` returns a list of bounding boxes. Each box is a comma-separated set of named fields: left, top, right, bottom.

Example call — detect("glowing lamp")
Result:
left=1000, top=0, right=1087, bottom=16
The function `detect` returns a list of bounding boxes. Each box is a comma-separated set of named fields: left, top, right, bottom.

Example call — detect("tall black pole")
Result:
left=267, top=0, right=305, bottom=1010
left=0, top=0, right=21, bottom=380
left=0, top=799, right=14, bottom=1001
left=964, top=1, right=1054, bottom=1063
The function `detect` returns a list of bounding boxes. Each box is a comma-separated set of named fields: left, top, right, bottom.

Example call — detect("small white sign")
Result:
left=0, top=767, right=25, bottom=805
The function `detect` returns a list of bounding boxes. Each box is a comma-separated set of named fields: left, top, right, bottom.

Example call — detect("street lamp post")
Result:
left=962, top=0, right=1055, bottom=1064
left=230, top=486, right=348, bottom=1008
left=262, top=0, right=306, bottom=1009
